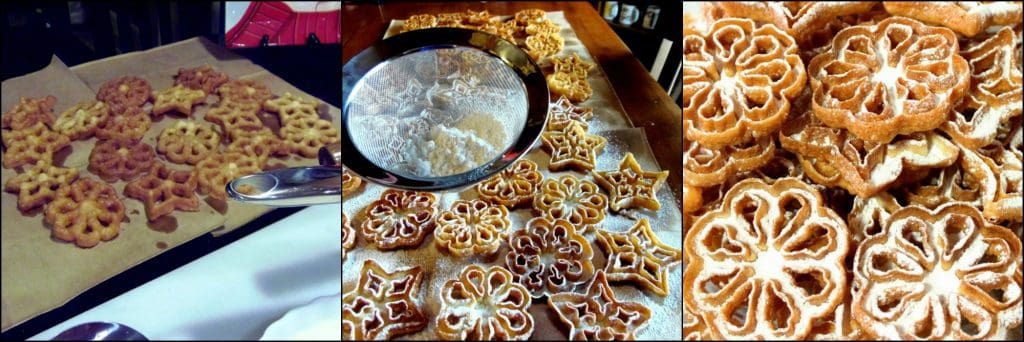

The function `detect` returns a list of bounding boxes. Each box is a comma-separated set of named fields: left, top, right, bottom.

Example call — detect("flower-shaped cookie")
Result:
left=263, top=92, right=321, bottom=124
left=45, top=177, right=125, bottom=248
left=592, top=152, right=669, bottom=212
left=194, top=152, right=261, bottom=200
left=524, top=33, right=564, bottom=62
left=95, top=106, right=152, bottom=141
left=476, top=159, right=542, bottom=209
left=960, top=124, right=1023, bottom=223
left=124, top=162, right=199, bottom=221
left=96, top=76, right=151, bottom=113
left=852, top=204, right=1023, bottom=340
left=225, top=130, right=289, bottom=167
left=343, top=260, right=428, bottom=340
left=848, top=192, right=904, bottom=246
left=2, top=95, right=56, bottom=130
left=218, top=79, right=271, bottom=104
left=361, top=190, right=438, bottom=250
left=596, top=218, right=681, bottom=296
left=779, top=110, right=959, bottom=197
left=4, top=160, right=79, bottom=212
left=683, top=18, right=805, bottom=148
left=684, top=177, right=850, bottom=340
left=342, top=213, right=355, bottom=260
left=533, top=174, right=607, bottom=235
left=279, top=116, right=340, bottom=158
left=151, top=85, right=206, bottom=117
left=882, top=1, right=1023, bottom=37
left=943, top=26, right=1023, bottom=149
left=684, top=135, right=775, bottom=188
left=547, top=96, right=594, bottom=131
left=1, top=121, right=71, bottom=169
left=505, top=217, right=594, bottom=298
left=205, top=98, right=260, bottom=128
left=174, top=64, right=229, bottom=93
left=156, top=120, right=221, bottom=165
left=716, top=2, right=877, bottom=44
left=548, top=271, right=651, bottom=340
left=684, top=302, right=719, bottom=341
left=434, top=199, right=511, bottom=257
left=540, top=121, right=606, bottom=172
left=53, top=101, right=109, bottom=141
left=807, top=17, right=970, bottom=142
left=342, top=168, right=362, bottom=199
left=88, top=138, right=156, bottom=182
left=436, top=265, right=534, bottom=340
left=546, top=71, right=593, bottom=103
left=551, top=53, right=593, bottom=80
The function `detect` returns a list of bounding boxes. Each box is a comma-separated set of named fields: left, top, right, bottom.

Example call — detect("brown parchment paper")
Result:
left=2, top=37, right=341, bottom=332
left=340, top=12, right=682, bottom=340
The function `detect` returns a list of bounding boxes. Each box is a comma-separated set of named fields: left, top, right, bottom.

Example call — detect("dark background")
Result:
left=1, top=0, right=342, bottom=107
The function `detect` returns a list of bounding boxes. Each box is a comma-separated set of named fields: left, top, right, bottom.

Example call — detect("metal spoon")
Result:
left=53, top=322, right=147, bottom=341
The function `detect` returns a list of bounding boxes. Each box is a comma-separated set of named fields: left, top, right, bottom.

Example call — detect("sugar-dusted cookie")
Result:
left=342, top=260, right=428, bottom=340
left=360, top=189, right=437, bottom=250
left=592, top=152, right=668, bottom=212
left=548, top=271, right=651, bottom=340
left=596, top=219, right=681, bottom=296
left=533, top=174, right=607, bottom=234
left=546, top=96, right=594, bottom=131
left=434, top=199, right=510, bottom=257
left=505, top=217, right=594, bottom=298
left=436, top=265, right=534, bottom=340
left=540, top=121, right=606, bottom=172
left=476, top=159, right=542, bottom=209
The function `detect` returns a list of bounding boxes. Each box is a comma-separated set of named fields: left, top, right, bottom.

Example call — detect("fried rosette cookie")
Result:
left=546, top=71, right=592, bottom=103
left=194, top=152, right=261, bottom=200
left=151, top=85, right=205, bottom=117
left=944, top=26, right=1023, bottom=149
left=540, top=121, right=606, bottom=172
left=684, top=177, right=850, bottom=340
left=217, top=79, right=271, bottom=104
left=596, top=218, right=681, bottom=296
left=123, top=162, right=199, bottom=221
left=548, top=271, right=651, bottom=340
left=360, top=189, right=437, bottom=250
left=45, top=177, right=125, bottom=248
left=434, top=199, right=511, bottom=257
left=683, top=135, right=775, bottom=188
left=88, top=138, right=156, bottom=182
left=524, top=33, right=564, bottom=62
left=95, top=106, right=151, bottom=141
left=436, top=265, right=534, bottom=340
left=476, top=159, right=542, bottom=209
left=684, top=301, right=719, bottom=341
left=342, top=168, right=362, bottom=198
left=53, top=101, right=109, bottom=141
left=342, top=260, right=428, bottom=340
left=852, top=203, right=1023, bottom=340
left=547, top=96, right=594, bottom=131
left=97, top=76, right=151, bottom=113
left=683, top=18, right=806, bottom=148
left=592, top=153, right=669, bottom=212
left=505, top=217, right=595, bottom=298
left=1, top=122, right=71, bottom=169
left=4, top=161, right=79, bottom=212
left=959, top=122, right=1023, bottom=223
left=2, top=95, right=56, bottom=130
left=156, top=120, right=221, bottom=165
left=262, top=92, right=321, bottom=124
left=807, top=17, right=970, bottom=142
left=279, top=116, right=340, bottom=158
left=174, top=64, right=229, bottom=93
left=779, top=110, right=959, bottom=197
left=882, top=1, right=1023, bottom=37
left=342, top=213, right=355, bottom=260
left=716, top=2, right=877, bottom=45
left=225, top=130, right=289, bottom=168
left=533, top=174, right=607, bottom=235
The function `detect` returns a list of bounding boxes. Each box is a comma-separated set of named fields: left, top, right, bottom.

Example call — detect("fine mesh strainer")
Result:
left=342, top=28, right=549, bottom=191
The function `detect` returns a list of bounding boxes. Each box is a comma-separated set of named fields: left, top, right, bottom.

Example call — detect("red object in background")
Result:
left=225, top=2, right=340, bottom=48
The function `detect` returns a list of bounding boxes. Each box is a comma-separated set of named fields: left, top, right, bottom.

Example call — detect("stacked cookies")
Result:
left=683, top=2, right=1023, bottom=340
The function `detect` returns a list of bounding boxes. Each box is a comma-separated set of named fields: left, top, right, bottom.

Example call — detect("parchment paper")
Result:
left=2, top=37, right=341, bottom=332
left=341, top=12, right=682, bottom=340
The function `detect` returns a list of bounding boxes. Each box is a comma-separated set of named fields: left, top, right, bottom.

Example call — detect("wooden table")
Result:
left=342, top=1, right=683, bottom=205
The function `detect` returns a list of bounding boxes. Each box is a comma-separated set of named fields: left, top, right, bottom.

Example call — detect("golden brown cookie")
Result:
left=342, top=260, right=428, bottom=340
left=88, top=138, right=156, bottom=182
left=193, top=151, right=261, bottom=200
left=434, top=199, right=511, bottom=257
left=546, top=96, right=594, bottom=131
left=360, top=189, right=438, bottom=250
left=262, top=92, right=321, bottom=124
left=218, top=79, right=271, bottom=104
left=3, top=160, right=79, bottom=212
left=505, top=217, right=594, bottom=298
left=592, top=152, right=669, bottom=212
left=156, top=120, right=221, bottom=165
left=2, top=95, right=56, bottom=130
left=524, top=33, right=564, bottom=61
left=123, top=162, right=199, bottom=221
left=436, top=265, right=534, bottom=340
left=45, top=177, right=125, bottom=248
left=278, top=116, right=340, bottom=158
left=151, top=85, right=206, bottom=117
left=1, top=121, right=71, bottom=169
left=596, top=219, right=681, bottom=296
left=475, top=159, right=542, bottom=209
left=53, top=101, right=109, bottom=141
left=548, top=271, right=651, bottom=340
left=546, top=71, right=593, bottom=103
left=540, top=121, right=606, bottom=172
left=225, top=130, right=290, bottom=168
left=174, top=64, right=229, bottom=93
left=533, top=174, right=607, bottom=235
left=95, top=106, right=152, bottom=141
left=96, top=76, right=151, bottom=113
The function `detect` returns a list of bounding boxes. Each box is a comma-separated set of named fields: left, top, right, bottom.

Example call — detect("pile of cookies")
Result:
left=2, top=65, right=339, bottom=248
left=683, top=2, right=1023, bottom=340
left=343, top=9, right=679, bottom=340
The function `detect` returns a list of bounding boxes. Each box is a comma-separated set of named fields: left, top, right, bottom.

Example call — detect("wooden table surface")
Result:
left=342, top=1, right=682, bottom=205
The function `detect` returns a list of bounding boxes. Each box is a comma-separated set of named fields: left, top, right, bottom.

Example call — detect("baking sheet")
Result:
left=1, top=37, right=341, bottom=332
left=342, top=12, right=682, bottom=340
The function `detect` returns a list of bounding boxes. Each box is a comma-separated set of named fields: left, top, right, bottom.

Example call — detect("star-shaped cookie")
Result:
left=124, top=162, right=200, bottom=221
left=152, top=85, right=206, bottom=116
left=3, top=160, right=79, bottom=212
left=548, top=271, right=652, bottom=340
left=547, top=96, right=594, bottom=131
left=595, top=218, right=682, bottom=296
left=1, top=121, right=71, bottom=169
left=592, top=152, right=669, bottom=212
left=342, top=260, right=428, bottom=340
left=540, top=121, right=606, bottom=172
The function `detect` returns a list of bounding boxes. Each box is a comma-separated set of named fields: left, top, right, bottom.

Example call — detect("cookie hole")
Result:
left=974, top=245, right=1003, bottom=267
left=726, top=293, right=750, bottom=328
left=702, top=225, right=742, bottom=254
left=784, top=224, right=830, bottom=255
left=960, top=317, right=980, bottom=336
left=781, top=196, right=803, bottom=221
left=944, top=214, right=974, bottom=253
left=766, top=287, right=791, bottom=331
left=789, top=269, right=826, bottom=297
left=363, top=315, right=382, bottom=331
left=987, top=288, right=1005, bottom=303
left=877, top=292, right=903, bottom=313
left=701, top=269, right=738, bottom=294
left=872, top=253, right=896, bottom=272
left=960, top=108, right=977, bottom=122
left=914, top=303, right=935, bottom=338
left=900, top=221, right=929, bottom=258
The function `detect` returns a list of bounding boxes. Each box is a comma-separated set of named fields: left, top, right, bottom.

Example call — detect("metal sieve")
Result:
left=342, top=28, right=549, bottom=191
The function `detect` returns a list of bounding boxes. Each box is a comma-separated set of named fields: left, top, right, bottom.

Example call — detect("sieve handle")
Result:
left=226, top=166, right=341, bottom=207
